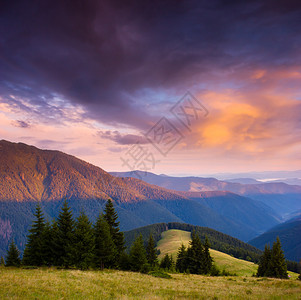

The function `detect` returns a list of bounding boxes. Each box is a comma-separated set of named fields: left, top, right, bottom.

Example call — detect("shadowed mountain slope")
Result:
left=249, top=216, right=301, bottom=262
left=112, top=171, right=301, bottom=216
left=0, top=140, right=283, bottom=257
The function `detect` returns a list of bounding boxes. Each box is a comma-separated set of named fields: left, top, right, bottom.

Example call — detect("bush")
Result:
left=209, top=265, right=237, bottom=277
left=221, top=269, right=237, bottom=276
left=148, top=270, right=172, bottom=279
left=210, top=264, right=220, bottom=276
left=140, top=263, right=151, bottom=274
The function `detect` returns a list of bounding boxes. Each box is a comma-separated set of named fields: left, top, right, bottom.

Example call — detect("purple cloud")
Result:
left=98, top=130, right=149, bottom=145
left=12, top=120, right=31, bottom=128
left=1, top=0, right=301, bottom=131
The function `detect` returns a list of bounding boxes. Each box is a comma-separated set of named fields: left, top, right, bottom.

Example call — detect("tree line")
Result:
left=1, top=200, right=300, bottom=280
left=2, top=199, right=158, bottom=272
left=1, top=199, right=214, bottom=275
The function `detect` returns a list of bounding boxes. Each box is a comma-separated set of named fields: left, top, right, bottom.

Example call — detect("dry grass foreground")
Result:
left=1, top=267, right=301, bottom=299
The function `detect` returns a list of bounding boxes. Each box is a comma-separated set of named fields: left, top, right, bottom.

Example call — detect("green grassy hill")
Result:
left=209, top=249, right=257, bottom=276
left=124, top=222, right=263, bottom=263
left=0, top=267, right=301, bottom=299
left=157, top=229, right=191, bottom=259
left=156, top=229, right=299, bottom=278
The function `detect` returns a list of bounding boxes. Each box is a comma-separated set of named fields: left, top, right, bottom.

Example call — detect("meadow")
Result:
left=1, top=267, right=301, bottom=299
left=1, top=229, right=300, bottom=299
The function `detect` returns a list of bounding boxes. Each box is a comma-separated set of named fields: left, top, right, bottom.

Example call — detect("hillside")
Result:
left=156, top=229, right=258, bottom=276
left=156, top=229, right=299, bottom=278
left=111, top=171, right=301, bottom=195
left=124, top=222, right=263, bottom=263
left=178, top=191, right=280, bottom=235
left=0, top=140, right=186, bottom=204
left=249, top=216, right=301, bottom=262
left=0, top=140, right=283, bottom=257
left=112, top=171, right=301, bottom=216
left=157, top=229, right=191, bottom=259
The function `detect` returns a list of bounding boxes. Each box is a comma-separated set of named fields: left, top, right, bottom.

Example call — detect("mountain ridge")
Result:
left=0, top=140, right=285, bottom=257
left=112, top=170, right=301, bottom=216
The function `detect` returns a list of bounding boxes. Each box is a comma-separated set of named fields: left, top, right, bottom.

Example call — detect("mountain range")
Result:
left=0, top=140, right=300, bottom=260
left=111, top=171, right=301, bottom=217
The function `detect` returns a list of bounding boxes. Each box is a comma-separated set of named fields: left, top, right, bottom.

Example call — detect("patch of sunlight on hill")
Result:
left=210, top=249, right=257, bottom=276
left=156, top=229, right=299, bottom=278
left=157, top=229, right=191, bottom=260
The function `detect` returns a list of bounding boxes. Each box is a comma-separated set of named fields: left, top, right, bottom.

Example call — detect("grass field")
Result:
left=1, top=267, right=301, bottom=299
left=156, top=229, right=299, bottom=278
left=1, top=229, right=299, bottom=299
left=157, top=229, right=191, bottom=260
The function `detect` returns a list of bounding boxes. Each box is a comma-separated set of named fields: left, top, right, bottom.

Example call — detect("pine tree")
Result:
left=22, top=204, right=46, bottom=266
left=0, top=256, right=5, bottom=266
left=73, top=211, right=95, bottom=270
left=160, top=254, right=173, bottom=270
left=94, top=214, right=116, bottom=269
left=203, top=236, right=213, bottom=274
left=257, top=244, right=271, bottom=277
left=187, top=232, right=205, bottom=274
left=103, top=199, right=125, bottom=260
left=270, top=237, right=288, bottom=279
left=129, top=234, right=147, bottom=272
left=146, top=234, right=158, bottom=268
left=49, top=220, right=60, bottom=266
left=176, top=244, right=187, bottom=273
left=5, top=241, right=21, bottom=267
left=119, top=252, right=131, bottom=271
left=41, top=221, right=55, bottom=266
left=55, top=199, right=75, bottom=267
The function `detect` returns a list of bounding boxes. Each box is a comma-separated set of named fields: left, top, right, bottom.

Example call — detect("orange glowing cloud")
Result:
left=188, top=77, right=301, bottom=160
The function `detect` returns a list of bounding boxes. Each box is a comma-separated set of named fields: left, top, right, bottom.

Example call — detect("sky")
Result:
left=1, top=0, right=301, bottom=176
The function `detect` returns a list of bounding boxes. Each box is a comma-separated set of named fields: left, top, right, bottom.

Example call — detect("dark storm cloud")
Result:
left=1, top=0, right=301, bottom=129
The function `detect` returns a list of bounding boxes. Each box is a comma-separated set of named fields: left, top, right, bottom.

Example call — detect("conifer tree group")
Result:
left=176, top=232, right=213, bottom=275
left=5, top=200, right=293, bottom=280
left=17, top=199, right=125, bottom=270
left=257, top=237, right=288, bottom=279
left=4, top=199, right=160, bottom=273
